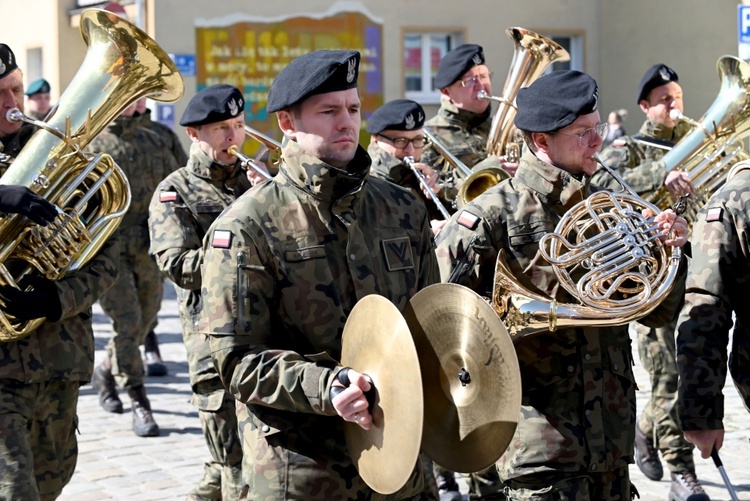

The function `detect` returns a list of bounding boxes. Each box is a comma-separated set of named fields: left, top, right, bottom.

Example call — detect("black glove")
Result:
left=0, top=185, right=58, bottom=226
left=0, top=275, right=62, bottom=322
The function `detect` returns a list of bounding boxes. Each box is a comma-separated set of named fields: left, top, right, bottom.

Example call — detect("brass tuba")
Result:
left=484, top=28, right=570, bottom=158
left=649, top=55, right=750, bottom=224
left=0, top=8, right=184, bottom=341
left=457, top=28, right=569, bottom=208
left=492, top=154, right=682, bottom=341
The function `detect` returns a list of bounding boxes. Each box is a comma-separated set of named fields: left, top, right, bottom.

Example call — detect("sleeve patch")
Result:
left=705, top=207, right=723, bottom=222
left=211, top=229, right=233, bottom=248
left=457, top=210, right=480, bottom=230
left=159, top=191, right=178, bottom=203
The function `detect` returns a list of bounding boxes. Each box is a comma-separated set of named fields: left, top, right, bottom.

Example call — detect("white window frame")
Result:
left=403, top=29, right=465, bottom=104
left=546, top=31, right=585, bottom=73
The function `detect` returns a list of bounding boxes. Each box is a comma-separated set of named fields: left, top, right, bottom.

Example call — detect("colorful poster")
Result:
left=196, top=3, right=383, bottom=155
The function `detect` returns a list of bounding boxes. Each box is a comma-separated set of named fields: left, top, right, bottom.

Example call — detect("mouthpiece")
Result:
left=6, top=108, right=24, bottom=123
left=477, top=90, right=490, bottom=100
left=669, top=109, right=684, bottom=121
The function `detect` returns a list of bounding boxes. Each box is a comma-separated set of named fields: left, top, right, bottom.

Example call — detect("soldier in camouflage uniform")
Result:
left=677, top=165, right=750, bottom=460
left=148, top=84, right=248, bottom=501
left=136, top=97, right=189, bottom=378
left=435, top=70, right=690, bottom=500
left=368, top=99, right=447, bottom=237
left=0, top=44, right=119, bottom=501
left=590, top=64, right=708, bottom=500
left=421, top=44, right=516, bottom=214
left=200, top=50, right=438, bottom=501
left=23, top=78, right=51, bottom=122
left=87, top=98, right=180, bottom=437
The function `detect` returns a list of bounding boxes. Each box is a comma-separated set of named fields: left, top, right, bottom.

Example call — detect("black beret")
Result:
left=515, top=70, right=599, bottom=133
left=25, top=78, right=50, bottom=96
left=434, top=44, right=486, bottom=89
left=637, top=63, right=679, bottom=103
left=366, top=99, right=425, bottom=134
left=180, top=84, right=245, bottom=127
left=0, top=44, right=18, bottom=80
left=267, top=50, right=360, bottom=113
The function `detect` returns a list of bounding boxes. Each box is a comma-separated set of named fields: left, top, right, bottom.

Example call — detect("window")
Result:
left=26, top=48, right=44, bottom=83
left=404, top=30, right=464, bottom=103
left=549, top=33, right=585, bottom=72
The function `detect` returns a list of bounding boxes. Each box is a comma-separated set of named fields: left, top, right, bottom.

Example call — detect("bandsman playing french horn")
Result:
left=436, top=70, right=690, bottom=500
left=367, top=99, right=448, bottom=235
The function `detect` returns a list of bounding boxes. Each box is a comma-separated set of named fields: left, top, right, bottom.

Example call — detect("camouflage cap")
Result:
left=637, top=63, right=679, bottom=103
left=266, top=50, right=360, bottom=113
left=366, top=99, right=425, bottom=134
left=515, top=70, right=599, bottom=133
left=434, top=44, right=485, bottom=89
left=180, top=84, right=244, bottom=127
left=25, top=78, right=50, bottom=96
left=0, top=44, right=18, bottom=80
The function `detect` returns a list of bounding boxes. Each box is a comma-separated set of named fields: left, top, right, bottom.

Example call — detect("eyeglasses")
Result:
left=459, top=72, right=494, bottom=88
left=553, top=122, right=609, bottom=147
left=377, top=134, right=428, bottom=149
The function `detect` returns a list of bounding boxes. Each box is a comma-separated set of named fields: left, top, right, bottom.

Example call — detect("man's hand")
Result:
left=0, top=185, right=57, bottom=225
left=664, top=170, right=694, bottom=200
left=0, top=275, right=62, bottom=322
left=245, top=160, right=271, bottom=187
left=412, top=162, right=441, bottom=196
left=684, top=429, right=724, bottom=459
left=330, top=368, right=373, bottom=430
left=498, top=156, right=519, bottom=177
left=644, top=208, right=688, bottom=247
left=430, top=219, right=447, bottom=237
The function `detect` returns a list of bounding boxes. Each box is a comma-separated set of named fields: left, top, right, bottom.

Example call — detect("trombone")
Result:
left=403, top=155, right=451, bottom=219
left=423, top=128, right=473, bottom=177
left=244, top=124, right=282, bottom=167
left=227, top=145, right=272, bottom=180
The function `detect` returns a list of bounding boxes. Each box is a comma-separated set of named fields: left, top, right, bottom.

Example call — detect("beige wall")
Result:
left=0, top=0, right=746, bottom=148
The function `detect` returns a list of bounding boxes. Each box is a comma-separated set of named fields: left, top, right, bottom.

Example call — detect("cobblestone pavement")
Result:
left=59, top=289, right=750, bottom=500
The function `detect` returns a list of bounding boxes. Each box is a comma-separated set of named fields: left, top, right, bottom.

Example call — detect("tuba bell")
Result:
left=0, top=8, right=184, bottom=341
left=648, top=55, right=750, bottom=225
left=492, top=154, right=682, bottom=341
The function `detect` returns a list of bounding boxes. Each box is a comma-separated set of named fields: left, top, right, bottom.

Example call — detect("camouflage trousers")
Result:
left=434, top=465, right=505, bottom=500
left=239, top=408, right=426, bottom=501
left=99, top=230, right=164, bottom=389
left=0, top=380, right=79, bottom=501
left=503, top=466, right=632, bottom=500
left=634, top=320, right=695, bottom=472
left=190, top=387, right=244, bottom=500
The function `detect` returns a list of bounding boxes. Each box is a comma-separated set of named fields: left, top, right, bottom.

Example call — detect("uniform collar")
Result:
left=367, top=141, right=412, bottom=184
left=107, top=114, right=141, bottom=137
left=640, top=118, right=692, bottom=142
left=515, top=149, right=589, bottom=209
left=187, top=142, right=242, bottom=184
left=279, top=136, right=370, bottom=202
left=438, top=100, right=492, bottom=131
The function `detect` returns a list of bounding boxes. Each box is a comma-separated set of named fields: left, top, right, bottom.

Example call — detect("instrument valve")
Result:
left=457, top=367, right=472, bottom=387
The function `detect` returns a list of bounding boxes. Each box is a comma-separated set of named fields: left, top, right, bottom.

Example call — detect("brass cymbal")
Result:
left=403, top=283, right=522, bottom=473
left=340, top=294, right=424, bottom=495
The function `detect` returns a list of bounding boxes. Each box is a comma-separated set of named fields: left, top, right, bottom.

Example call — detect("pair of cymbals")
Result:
left=339, top=284, right=521, bottom=494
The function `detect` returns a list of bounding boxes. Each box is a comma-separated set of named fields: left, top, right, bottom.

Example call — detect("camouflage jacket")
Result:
left=149, top=143, right=242, bottom=391
left=0, top=126, right=119, bottom=383
left=88, top=114, right=180, bottom=232
left=435, top=148, right=686, bottom=479
left=421, top=100, right=492, bottom=171
left=201, top=137, right=438, bottom=435
left=591, top=119, right=691, bottom=199
left=137, top=109, right=189, bottom=167
left=677, top=167, right=750, bottom=430
left=367, top=140, right=447, bottom=221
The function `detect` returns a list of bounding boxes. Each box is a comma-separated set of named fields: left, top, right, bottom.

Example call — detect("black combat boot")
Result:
left=437, top=470, right=462, bottom=501
left=91, top=356, right=123, bottom=414
left=127, top=385, right=160, bottom=437
left=668, top=470, right=710, bottom=501
left=635, top=422, right=663, bottom=481
left=144, top=330, right=168, bottom=377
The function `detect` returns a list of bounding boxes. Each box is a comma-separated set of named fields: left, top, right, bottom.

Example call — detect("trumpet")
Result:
left=403, top=156, right=451, bottom=219
left=227, top=145, right=272, bottom=180
left=244, top=125, right=282, bottom=166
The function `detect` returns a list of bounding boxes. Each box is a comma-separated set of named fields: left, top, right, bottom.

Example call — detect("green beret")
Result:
left=25, top=78, right=51, bottom=96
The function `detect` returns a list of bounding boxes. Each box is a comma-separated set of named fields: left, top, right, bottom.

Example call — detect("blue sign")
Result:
left=739, top=5, right=750, bottom=44
left=156, top=103, right=175, bottom=129
left=170, top=53, right=196, bottom=77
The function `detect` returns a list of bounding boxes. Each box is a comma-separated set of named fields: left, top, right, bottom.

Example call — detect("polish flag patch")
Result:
left=211, top=230, right=233, bottom=248
left=457, top=210, right=480, bottom=230
left=705, top=207, right=723, bottom=222
left=159, top=191, right=177, bottom=203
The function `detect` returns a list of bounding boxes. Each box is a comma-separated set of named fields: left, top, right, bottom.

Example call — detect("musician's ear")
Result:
left=277, top=110, right=296, bottom=139
left=185, top=126, right=200, bottom=143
